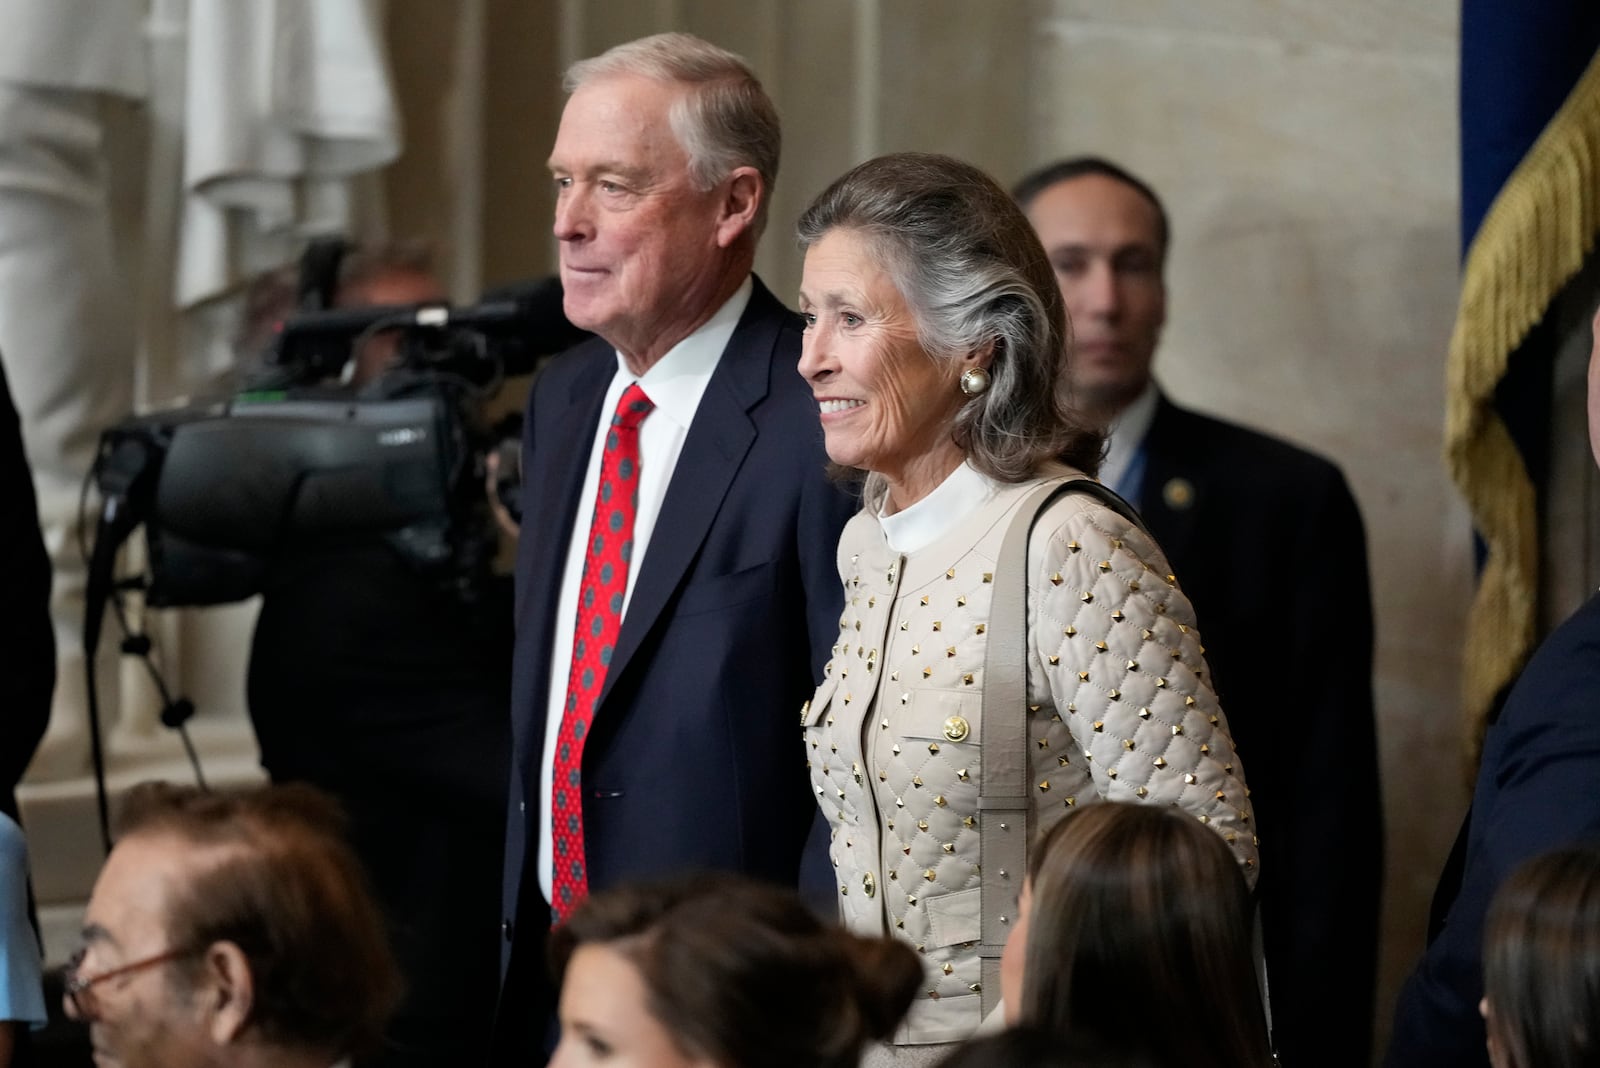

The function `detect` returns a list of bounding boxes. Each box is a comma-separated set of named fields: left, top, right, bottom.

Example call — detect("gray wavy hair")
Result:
left=797, top=152, right=1103, bottom=504
left=566, top=33, right=780, bottom=237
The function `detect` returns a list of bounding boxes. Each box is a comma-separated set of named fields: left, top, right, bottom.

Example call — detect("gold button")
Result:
left=943, top=716, right=970, bottom=742
left=863, top=872, right=876, bottom=898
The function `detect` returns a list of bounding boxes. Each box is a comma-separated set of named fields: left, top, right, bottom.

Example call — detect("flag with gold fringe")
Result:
left=1446, top=1, right=1600, bottom=763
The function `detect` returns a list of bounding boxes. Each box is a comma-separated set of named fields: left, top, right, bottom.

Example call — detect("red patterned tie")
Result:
left=551, top=383, right=654, bottom=920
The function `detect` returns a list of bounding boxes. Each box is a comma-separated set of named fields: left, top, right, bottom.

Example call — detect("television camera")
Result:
left=79, top=277, right=584, bottom=847
left=89, top=276, right=582, bottom=613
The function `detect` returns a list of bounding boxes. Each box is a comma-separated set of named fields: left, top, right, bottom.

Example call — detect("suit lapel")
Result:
left=521, top=353, right=613, bottom=619
left=596, top=281, right=783, bottom=710
left=1138, top=393, right=1206, bottom=559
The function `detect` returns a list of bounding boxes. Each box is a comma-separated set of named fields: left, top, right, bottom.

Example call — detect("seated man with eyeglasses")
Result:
left=64, top=782, right=401, bottom=1068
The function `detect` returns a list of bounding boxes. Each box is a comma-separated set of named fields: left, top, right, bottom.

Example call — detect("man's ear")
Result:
left=714, top=166, right=763, bottom=248
left=200, top=941, right=256, bottom=1045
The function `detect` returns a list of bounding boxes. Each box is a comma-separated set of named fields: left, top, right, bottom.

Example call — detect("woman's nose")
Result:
left=798, top=326, right=833, bottom=381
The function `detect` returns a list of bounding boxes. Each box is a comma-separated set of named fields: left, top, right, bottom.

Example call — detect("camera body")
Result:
left=93, top=280, right=584, bottom=608
left=130, top=384, right=477, bottom=606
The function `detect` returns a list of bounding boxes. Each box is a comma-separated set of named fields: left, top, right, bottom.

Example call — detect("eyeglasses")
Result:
left=64, top=945, right=193, bottom=1019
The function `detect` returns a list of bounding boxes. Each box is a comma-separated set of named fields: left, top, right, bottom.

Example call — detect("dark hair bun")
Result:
left=841, top=931, right=924, bottom=1041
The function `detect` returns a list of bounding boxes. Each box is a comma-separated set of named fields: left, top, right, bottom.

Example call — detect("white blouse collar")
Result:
left=880, top=460, right=997, bottom=555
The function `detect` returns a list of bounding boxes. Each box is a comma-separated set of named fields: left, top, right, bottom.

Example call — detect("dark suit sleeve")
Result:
left=797, top=472, right=856, bottom=683
left=1386, top=607, right=1600, bottom=1068
left=491, top=365, right=561, bottom=1065
left=1266, top=466, right=1383, bottom=1064
left=795, top=474, right=855, bottom=910
left=0, top=356, right=52, bottom=814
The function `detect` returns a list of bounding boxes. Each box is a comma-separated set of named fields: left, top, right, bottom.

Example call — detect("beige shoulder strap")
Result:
left=977, top=477, right=1142, bottom=1015
left=972, top=478, right=1272, bottom=1055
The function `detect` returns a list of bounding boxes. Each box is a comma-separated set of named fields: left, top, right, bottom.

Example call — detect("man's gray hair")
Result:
left=797, top=152, right=1103, bottom=505
left=566, top=33, right=780, bottom=236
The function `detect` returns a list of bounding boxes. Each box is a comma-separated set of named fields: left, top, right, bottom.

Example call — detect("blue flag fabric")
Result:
left=1460, top=0, right=1600, bottom=245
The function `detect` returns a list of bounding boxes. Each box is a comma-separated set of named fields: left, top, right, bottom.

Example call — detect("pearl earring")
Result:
left=959, top=367, right=991, bottom=396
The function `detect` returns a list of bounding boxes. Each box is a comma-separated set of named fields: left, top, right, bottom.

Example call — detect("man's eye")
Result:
left=800, top=312, right=817, bottom=328
left=1116, top=252, right=1159, bottom=275
left=599, top=180, right=622, bottom=193
left=554, top=176, right=573, bottom=190
left=1053, top=258, right=1087, bottom=276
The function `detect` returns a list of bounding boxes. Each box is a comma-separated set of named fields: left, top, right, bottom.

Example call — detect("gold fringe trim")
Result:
left=1444, top=44, right=1600, bottom=765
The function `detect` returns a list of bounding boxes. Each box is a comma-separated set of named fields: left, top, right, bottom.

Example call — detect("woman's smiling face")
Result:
left=798, top=228, right=968, bottom=510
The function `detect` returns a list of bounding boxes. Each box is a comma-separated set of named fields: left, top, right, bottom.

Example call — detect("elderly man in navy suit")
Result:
left=489, top=33, right=854, bottom=1060
left=1015, top=157, right=1383, bottom=1068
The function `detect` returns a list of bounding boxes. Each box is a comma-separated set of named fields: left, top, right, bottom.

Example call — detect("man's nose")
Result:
left=1080, top=260, right=1121, bottom=317
left=553, top=187, right=590, bottom=241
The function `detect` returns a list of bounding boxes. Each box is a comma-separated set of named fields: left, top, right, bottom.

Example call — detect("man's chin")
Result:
left=1073, top=376, right=1149, bottom=421
left=558, top=305, right=607, bottom=345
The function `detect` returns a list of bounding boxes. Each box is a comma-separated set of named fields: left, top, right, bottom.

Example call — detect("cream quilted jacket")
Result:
left=802, top=471, right=1258, bottom=1045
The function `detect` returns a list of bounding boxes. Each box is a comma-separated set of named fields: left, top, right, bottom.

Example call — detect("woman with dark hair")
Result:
left=1481, top=844, right=1600, bottom=1068
left=796, top=152, right=1257, bottom=1062
left=999, top=802, right=1271, bottom=1068
left=548, top=874, right=921, bottom=1068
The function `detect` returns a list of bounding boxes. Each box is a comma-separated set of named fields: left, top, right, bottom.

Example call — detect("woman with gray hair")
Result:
left=797, top=153, right=1258, bottom=1063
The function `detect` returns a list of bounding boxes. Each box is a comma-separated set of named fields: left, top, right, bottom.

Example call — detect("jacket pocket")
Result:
left=897, top=689, right=983, bottom=743
left=926, top=886, right=980, bottom=948
left=675, top=560, right=781, bottom=617
left=801, top=671, right=841, bottom=729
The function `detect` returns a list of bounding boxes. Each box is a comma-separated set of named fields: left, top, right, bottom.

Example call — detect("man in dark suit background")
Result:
left=490, top=33, right=855, bottom=1060
left=1015, top=158, right=1383, bottom=1067
left=1384, top=304, right=1600, bottom=1067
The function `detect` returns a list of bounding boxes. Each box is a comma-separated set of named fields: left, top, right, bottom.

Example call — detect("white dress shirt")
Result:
left=537, top=277, right=752, bottom=901
left=1097, top=380, right=1158, bottom=501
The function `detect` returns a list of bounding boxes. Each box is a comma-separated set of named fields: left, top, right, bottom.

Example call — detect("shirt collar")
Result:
left=880, top=460, right=998, bottom=555
left=1099, top=379, right=1159, bottom=489
left=618, top=277, right=753, bottom=429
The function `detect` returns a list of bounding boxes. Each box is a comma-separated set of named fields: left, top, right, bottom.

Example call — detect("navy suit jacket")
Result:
left=1386, top=592, right=1600, bottom=1067
left=0, top=355, right=51, bottom=822
left=490, top=278, right=854, bottom=1058
left=1139, top=395, right=1382, bottom=1067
